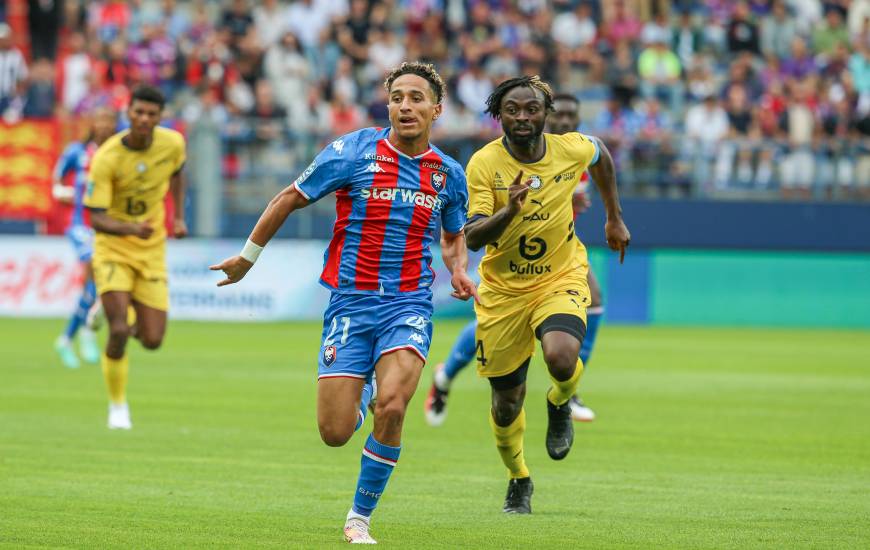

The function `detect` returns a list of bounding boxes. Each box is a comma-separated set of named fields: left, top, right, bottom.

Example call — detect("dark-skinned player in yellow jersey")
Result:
left=463, top=76, right=630, bottom=514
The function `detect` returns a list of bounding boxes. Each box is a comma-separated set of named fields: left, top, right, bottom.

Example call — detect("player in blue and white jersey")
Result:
left=211, top=62, right=478, bottom=544
left=52, top=107, right=117, bottom=369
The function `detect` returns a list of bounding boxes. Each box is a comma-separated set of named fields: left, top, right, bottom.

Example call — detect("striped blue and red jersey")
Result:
left=54, top=141, right=98, bottom=228
left=293, top=127, right=468, bottom=295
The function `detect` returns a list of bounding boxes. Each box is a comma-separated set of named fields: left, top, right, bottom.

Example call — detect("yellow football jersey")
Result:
left=467, top=132, right=598, bottom=295
left=84, top=126, right=186, bottom=262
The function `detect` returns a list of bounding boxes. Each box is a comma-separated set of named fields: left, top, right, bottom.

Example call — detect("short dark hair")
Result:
left=130, top=85, right=166, bottom=109
left=552, top=93, right=579, bottom=105
left=383, top=61, right=446, bottom=104
left=484, top=75, right=554, bottom=119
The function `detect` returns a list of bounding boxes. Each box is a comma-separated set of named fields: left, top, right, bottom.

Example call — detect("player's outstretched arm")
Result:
left=88, top=208, right=154, bottom=239
left=586, top=140, right=631, bottom=263
left=440, top=229, right=480, bottom=303
left=209, top=184, right=309, bottom=287
left=464, top=170, right=528, bottom=251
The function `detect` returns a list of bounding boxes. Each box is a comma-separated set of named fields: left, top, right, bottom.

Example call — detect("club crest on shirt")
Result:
left=430, top=172, right=445, bottom=190
left=323, top=345, right=337, bottom=367
left=136, top=162, right=147, bottom=173
left=525, top=175, right=543, bottom=190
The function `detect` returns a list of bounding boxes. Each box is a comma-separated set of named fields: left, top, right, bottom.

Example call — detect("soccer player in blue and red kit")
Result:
left=52, top=107, right=117, bottom=369
left=211, top=62, right=477, bottom=544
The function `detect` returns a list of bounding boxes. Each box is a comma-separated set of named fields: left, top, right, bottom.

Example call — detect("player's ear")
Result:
left=433, top=103, right=443, bottom=121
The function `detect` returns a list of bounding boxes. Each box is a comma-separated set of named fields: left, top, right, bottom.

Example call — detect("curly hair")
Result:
left=484, top=75, right=554, bottom=119
left=383, top=61, right=446, bottom=104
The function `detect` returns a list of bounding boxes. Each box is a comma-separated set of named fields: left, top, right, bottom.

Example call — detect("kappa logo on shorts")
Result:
left=408, top=333, right=426, bottom=345
left=323, top=345, right=337, bottom=367
left=405, top=316, right=428, bottom=330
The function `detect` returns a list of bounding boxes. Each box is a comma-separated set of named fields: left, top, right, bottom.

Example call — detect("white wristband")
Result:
left=240, top=239, right=264, bottom=264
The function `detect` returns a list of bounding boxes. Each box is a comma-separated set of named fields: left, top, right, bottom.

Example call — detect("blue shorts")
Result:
left=66, top=225, right=94, bottom=262
left=317, top=290, right=434, bottom=381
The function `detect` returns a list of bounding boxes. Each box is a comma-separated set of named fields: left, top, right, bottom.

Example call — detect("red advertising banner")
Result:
left=0, top=121, right=60, bottom=220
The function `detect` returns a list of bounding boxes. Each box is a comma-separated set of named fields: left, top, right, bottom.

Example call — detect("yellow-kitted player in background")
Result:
left=464, top=76, right=630, bottom=514
left=84, top=85, right=187, bottom=430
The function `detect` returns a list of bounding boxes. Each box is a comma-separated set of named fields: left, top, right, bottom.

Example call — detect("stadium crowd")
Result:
left=1, top=0, right=869, bottom=198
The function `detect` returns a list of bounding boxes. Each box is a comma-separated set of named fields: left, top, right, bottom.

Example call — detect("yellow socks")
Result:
left=490, top=408, right=530, bottom=479
left=547, top=358, right=584, bottom=406
left=101, top=353, right=129, bottom=404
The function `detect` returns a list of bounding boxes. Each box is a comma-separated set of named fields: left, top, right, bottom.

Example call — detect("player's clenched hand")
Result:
left=451, top=270, right=480, bottom=304
left=173, top=218, right=188, bottom=239
left=209, top=256, right=254, bottom=287
left=131, top=221, right=154, bottom=240
left=605, top=217, right=631, bottom=264
left=507, top=170, right=529, bottom=216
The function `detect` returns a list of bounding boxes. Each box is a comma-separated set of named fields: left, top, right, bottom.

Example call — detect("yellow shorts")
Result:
left=93, top=255, right=169, bottom=311
left=474, top=273, right=590, bottom=378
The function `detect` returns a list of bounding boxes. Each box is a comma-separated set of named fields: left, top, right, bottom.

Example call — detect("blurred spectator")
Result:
left=182, top=86, right=229, bottom=127
left=715, top=85, right=756, bottom=188
left=365, top=28, right=405, bottom=85
left=684, top=94, right=729, bottom=189
left=128, top=21, right=178, bottom=95
left=220, top=0, right=254, bottom=42
left=605, top=41, right=640, bottom=100
left=331, top=55, right=359, bottom=104
left=159, top=0, right=192, bottom=43
left=365, top=85, right=389, bottom=128
left=0, top=23, right=28, bottom=120
left=284, top=0, right=338, bottom=48
left=727, top=1, right=760, bottom=56
left=551, top=2, right=597, bottom=50
left=788, top=0, right=823, bottom=35
left=781, top=38, right=817, bottom=82
left=779, top=80, right=816, bottom=198
left=91, top=0, right=132, bottom=44
left=812, top=8, right=850, bottom=57
left=637, top=38, right=684, bottom=113
left=58, top=32, right=93, bottom=112
left=254, top=0, right=287, bottom=49
left=850, top=43, right=870, bottom=112
left=641, top=12, right=671, bottom=46
left=485, top=46, right=521, bottom=84
left=28, top=0, right=61, bottom=61
left=337, top=0, right=372, bottom=66
left=460, top=3, right=502, bottom=65
left=456, top=62, right=493, bottom=114
left=245, top=79, right=287, bottom=142
left=760, top=0, right=796, bottom=59
left=22, top=58, right=55, bottom=118
left=603, top=0, right=643, bottom=47
left=672, top=11, right=703, bottom=67
left=264, top=31, right=311, bottom=121
left=328, top=90, right=364, bottom=138
left=848, top=1, right=870, bottom=37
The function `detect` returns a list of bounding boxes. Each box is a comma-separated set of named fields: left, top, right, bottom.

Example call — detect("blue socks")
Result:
left=580, top=307, right=603, bottom=365
left=352, top=434, right=401, bottom=517
left=63, top=280, right=96, bottom=340
left=355, top=383, right=374, bottom=431
left=439, top=320, right=478, bottom=388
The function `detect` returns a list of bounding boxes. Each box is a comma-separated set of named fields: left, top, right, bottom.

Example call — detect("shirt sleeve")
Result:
left=292, top=136, right=355, bottom=203
left=440, top=164, right=468, bottom=234
left=53, top=144, right=79, bottom=181
left=569, top=132, right=599, bottom=168
left=83, top=148, right=112, bottom=210
left=466, top=154, right=494, bottom=219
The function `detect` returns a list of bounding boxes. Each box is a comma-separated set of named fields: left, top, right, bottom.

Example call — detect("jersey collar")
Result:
left=383, top=134, right=433, bottom=160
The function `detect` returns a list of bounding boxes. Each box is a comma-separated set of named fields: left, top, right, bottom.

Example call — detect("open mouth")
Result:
left=399, top=116, right=417, bottom=126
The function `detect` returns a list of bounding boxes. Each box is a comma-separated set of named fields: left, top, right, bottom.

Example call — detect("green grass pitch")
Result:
left=1, top=318, right=869, bottom=548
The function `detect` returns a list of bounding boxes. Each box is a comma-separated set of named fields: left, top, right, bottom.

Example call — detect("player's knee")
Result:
left=374, top=397, right=407, bottom=431
left=491, top=389, right=524, bottom=426
left=139, top=335, right=163, bottom=350
left=318, top=422, right=353, bottom=447
left=544, top=347, right=577, bottom=381
left=108, top=320, right=130, bottom=342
